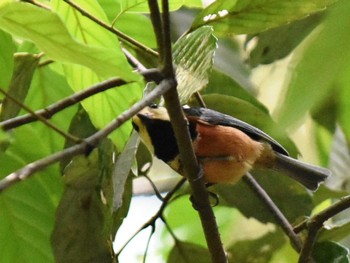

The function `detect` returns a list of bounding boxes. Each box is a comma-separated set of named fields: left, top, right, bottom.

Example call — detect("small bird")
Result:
left=132, top=104, right=330, bottom=191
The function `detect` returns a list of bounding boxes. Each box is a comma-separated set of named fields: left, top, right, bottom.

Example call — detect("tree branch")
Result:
left=243, top=173, right=302, bottom=251
left=0, top=87, right=81, bottom=143
left=146, top=1, right=227, bottom=262
left=62, top=0, right=158, bottom=57
left=0, top=80, right=172, bottom=192
left=0, top=78, right=127, bottom=131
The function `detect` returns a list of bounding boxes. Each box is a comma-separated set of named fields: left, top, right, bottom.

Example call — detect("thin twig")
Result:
left=0, top=78, right=127, bottom=131
left=0, top=79, right=173, bottom=192
left=116, top=178, right=186, bottom=257
left=147, top=0, right=164, bottom=63
left=0, top=88, right=81, bottom=143
left=63, top=0, right=158, bottom=57
left=143, top=174, right=164, bottom=201
left=243, top=173, right=302, bottom=251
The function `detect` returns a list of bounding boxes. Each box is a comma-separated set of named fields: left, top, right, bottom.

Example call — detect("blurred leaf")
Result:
left=168, top=241, right=211, bottom=263
left=227, top=230, right=286, bottom=263
left=51, top=141, right=115, bottom=263
left=136, top=140, right=153, bottom=174
left=203, top=70, right=268, bottom=113
left=51, top=0, right=143, bottom=150
left=191, top=0, right=336, bottom=35
left=214, top=169, right=313, bottom=224
left=0, top=2, right=137, bottom=80
left=277, top=0, right=350, bottom=129
left=173, top=26, right=217, bottom=103
left=319, top=222, right=350, bottom=243
left=0, top=125, right=64, bottom=263
left=338, top=63, right=350, bottom=145
left=0, top=29, right=15, bottom=88
left=0, top=53, right=39, bottom=121
left=201, top=94, right=298, bottom=156
left=313, top=241, right=349, bottom=263
left=247, top=13, right=323, bottom=67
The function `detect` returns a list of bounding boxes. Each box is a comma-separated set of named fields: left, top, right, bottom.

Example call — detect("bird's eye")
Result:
left=149, top=103, right=158, bottom=109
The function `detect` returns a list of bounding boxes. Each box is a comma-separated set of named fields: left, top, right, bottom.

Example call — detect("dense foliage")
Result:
left=1, top=0, right=350, bottom=262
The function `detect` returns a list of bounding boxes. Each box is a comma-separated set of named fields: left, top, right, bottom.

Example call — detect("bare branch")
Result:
left=0, top=80, right=172, bottom=192
left=63, top=0, right=158, bottom=57
left=0, top=78, right=127, bottom=131
left=0, top=87, right=81, bottom=143
left=243, top=173, right=302, bottom=251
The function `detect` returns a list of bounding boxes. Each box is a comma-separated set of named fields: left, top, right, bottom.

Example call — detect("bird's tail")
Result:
left=274, top=153, right=331, bottom=191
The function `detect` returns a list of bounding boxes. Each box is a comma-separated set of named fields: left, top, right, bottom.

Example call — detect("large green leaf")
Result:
left=0, top=125, right=64, bottom=263
left=247, top=13, right=323, bottom=67
left=173, top=26, right=217, bottom=103
left=0, top=64, right=76, bottom=263
left=51, top=141, right=115, bottom=263
left=191, top=0, right=337, bottom=35
left=0, top=29, right=15, bottom=88
left=51, top=0, right=143, bottom=150
left=277, top=0, right=350, bottom=129
left=0, top=1, right=137, bottom=80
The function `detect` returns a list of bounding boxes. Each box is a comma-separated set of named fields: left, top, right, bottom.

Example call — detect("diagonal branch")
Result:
left=243, top=173, right=302, bottom=251
left=0, top=79, right=172, bottom=192
left=0, top=78, right=127, bottom=131
left=63, top=0, right=158, bottom=57
left=0, top=87, right=81, bottom=143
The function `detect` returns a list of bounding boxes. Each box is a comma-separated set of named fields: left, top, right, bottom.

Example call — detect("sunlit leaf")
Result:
left=277, top=0, right=350, bottom=129
left=191, top=0, right=337, bottom=35
left=0, top=29, right=15, bottom=88
left=0, top=2, right=137, bottom=80
left=173, top=26, right=217, bottom=103
left=51, top=0, right=143, bottom=150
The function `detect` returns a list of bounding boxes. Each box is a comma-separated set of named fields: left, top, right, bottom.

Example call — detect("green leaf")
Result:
left=214, top=169, right=313, bottom=224
left=318, top=222, right=350, bottom=243
left=0, top=124, right=64, bottom=263
left=0, top=53, right=39, bottom=121
left=0, top=29, right=15, bottom=88
left=51, top=141, right=115, bottom=263
left=191, top=0, right=337, bottom=35
left=167, top=241, right=211, bottom=263
left=203, top=70, right=268, bottom=113
left=51, top=0, right=143, bottom=150
left=313, top=241, right=349, bottom=263
left=247, top=13, right=323, bottom=67
left=227, top=230, right=286, bottom=263
left=173, top=26, right=217, bottom=103
left=0, top=2, right=138, bottom=80
left=277, top=0, right=350, bottom=129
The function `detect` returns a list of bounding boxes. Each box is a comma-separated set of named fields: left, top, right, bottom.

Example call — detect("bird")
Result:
left=132, top=104, right=330, bottom=191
